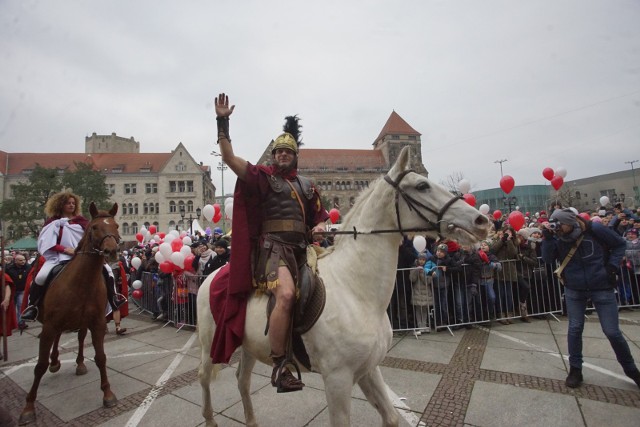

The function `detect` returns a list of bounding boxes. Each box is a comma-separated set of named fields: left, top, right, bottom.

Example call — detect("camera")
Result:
left=547, top=221, right=560, bottom=231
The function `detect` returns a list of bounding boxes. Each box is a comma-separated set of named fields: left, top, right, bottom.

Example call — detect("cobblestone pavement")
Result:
left=2, top=312, right=640, bottom=426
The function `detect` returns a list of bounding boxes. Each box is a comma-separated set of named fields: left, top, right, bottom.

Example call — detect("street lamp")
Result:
left=494, top=159, right=508, bottom=178
left=211, top=150, right=229, bottom=231
left=626, top=160, right=639, bottom=204
left=180, top=205, right=201, bottom=236
left=503, top=196, right=517, bottom=213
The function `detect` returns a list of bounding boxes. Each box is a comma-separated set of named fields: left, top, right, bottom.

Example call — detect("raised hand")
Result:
left=215, top=93, right=235, bottom=118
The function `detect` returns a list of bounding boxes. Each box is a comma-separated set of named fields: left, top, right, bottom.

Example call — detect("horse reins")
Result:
left=76, top=214, right=121, bottom=256
left=320, top=169, right=463, bottom=240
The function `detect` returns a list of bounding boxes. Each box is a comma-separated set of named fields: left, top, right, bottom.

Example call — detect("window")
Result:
left=107, top=184, right=116, bottom=195
left=178, top=181, right=186, bottom=192
left=127, top=203, right=134, bottom=215
left=187, top=180, right=194, bottom=192
left=131, top=222, right=138, bottom=234
left=187, top=200, right=194, bottom=212
left=124, top=183, right=137, bottom=194
left=169, top=181, right=177, bottom=192
left=143, top=203, right=149, bottom=215
left=175, top=162, right=187, bottom=172
left=122, top=223, right=130, bottom=235
left=154, top=203, right=159, bottom=214
left=169, top=201, right=177, bottom=213
left=178, top=200, right=185, bottom=213
left=168, top=220, right=176, bottom=230
left=145, top=183, right=157, bottom=193
left=134, top=203, right=139, bottom=215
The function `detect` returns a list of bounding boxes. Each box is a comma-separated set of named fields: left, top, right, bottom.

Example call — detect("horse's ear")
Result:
left=109, top=203, right=118, bottom=217
left=89, top=202, right=98, bottom=218
left=389, top=146, right=412, bottom=176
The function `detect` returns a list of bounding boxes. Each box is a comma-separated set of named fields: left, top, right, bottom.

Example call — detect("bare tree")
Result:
left=439, top=171, right=467, bottom=195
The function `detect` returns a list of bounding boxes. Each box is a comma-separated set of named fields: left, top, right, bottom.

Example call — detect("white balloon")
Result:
left=154, top=234, right=161, bottom=241
left=226, top=201, right=234, bottom=220
left=202, top=204, right=215, bottom=221
left=155, top=251, right=165, bottom=264
left=180, top=245, right=192, bottom=257
left=413, top=235, right=427, bottom=253
left=599, top=196, right=610, bottom=206
left=457, top=179, right=471, bottom=194
left=170, top=252, right=185, bottom=268
left=182, top=236, right=192, bottom=246
left=224, top=197, right=234, bottom=208
left=159, top=242, right=173, bottom=259
left=515, top=206, right=520, bottom=211
left=169, top=230, right=180, bottom=237
left=164, top=233, right=175, bottom=243
left=555, top=167, right=567, bottom=178
left=139, top=226, right=147, bottom=235
left=479, top=204, right=490, bottom=214
left=149, top=239, right=156, bottom=245
left=569, top=207, right=578, bottom=214
left=132, top=280, right=143, bottom=290
left=131, top=256, right=142, bottom=269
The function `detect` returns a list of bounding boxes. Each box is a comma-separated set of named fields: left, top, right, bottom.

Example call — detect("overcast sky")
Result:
left=1, top=0, right=639, bottom=196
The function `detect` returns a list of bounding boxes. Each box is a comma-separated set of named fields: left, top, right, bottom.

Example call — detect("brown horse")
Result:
left=19, top=203, right=121, bottom=425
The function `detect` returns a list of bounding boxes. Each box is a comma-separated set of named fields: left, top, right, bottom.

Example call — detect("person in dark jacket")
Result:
left=541, top=208, right=640, bottom=389
left=206, top=240, right=231, bottom=275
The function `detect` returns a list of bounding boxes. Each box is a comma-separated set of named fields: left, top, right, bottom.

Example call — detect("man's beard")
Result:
left=274, top=156, right=297, bottom=173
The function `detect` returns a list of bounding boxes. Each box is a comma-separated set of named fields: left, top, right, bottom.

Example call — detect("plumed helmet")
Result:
left=271, top=115, right=302, bottom=154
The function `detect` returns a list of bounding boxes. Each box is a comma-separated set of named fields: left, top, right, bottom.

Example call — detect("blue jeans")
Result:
left=565, top=287, right=638, bottom=374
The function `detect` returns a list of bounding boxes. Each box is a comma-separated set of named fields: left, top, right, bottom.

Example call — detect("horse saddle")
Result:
left=265, top=248, right=326, bottom=371
left=43, top=262, right=69, bottom=291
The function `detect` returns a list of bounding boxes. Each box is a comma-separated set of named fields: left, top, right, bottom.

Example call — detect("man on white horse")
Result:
left=214, top=93, right=329, bottom=393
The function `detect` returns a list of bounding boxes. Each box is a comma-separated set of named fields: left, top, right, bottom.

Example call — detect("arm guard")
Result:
left=216, top=116, right=231, bottom=144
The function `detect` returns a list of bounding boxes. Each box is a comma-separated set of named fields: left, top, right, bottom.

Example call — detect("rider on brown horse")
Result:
left=22, top=191, right=127, bottom=321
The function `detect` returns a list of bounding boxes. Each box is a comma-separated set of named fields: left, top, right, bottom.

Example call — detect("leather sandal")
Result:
left=271, top=366, right=304, bottom=393
left=115, top=324, right=127, bottom=335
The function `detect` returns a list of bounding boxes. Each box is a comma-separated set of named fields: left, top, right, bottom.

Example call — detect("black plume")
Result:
left=283, top=115, right=302, bottom=147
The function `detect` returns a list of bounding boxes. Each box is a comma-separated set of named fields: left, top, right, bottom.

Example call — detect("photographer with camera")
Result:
left=541, top=208, right=640, bottom=389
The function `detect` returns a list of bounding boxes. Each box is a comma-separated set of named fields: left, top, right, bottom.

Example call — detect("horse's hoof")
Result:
left=76, top=364, right=88, bottom=376
left=18, top=410, right=36, bottom=425
left=49, top=362, right=61, bottom=373
left=103, top=395, right=118, bottom=408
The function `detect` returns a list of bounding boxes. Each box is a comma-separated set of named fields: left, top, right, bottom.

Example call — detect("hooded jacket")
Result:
left=541, top=220, right=626, bottom=291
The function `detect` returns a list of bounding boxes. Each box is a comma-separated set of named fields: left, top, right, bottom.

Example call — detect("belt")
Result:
left=481, top=276, right=493, bottom=279
left=262, top=219, right=307, bottom=234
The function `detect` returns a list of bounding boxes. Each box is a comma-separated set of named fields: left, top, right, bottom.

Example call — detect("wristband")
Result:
left=216, top=116, right=231, bottom=144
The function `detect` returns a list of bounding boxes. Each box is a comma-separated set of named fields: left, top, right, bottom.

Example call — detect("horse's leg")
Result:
left=89, top=320, right=117, bottom=408
left=76, top=328, right=88, bottom=375
left=357, top=367, right=400, bottom=427
left=237, top=348, right=257, bottom=427
left=48, top=333, right=62, bottom=373
left=323, top=369, right=356, bottom=427
left=198, top=333, right=219, bottom=427
left=18, top=324, right=57, bottom=425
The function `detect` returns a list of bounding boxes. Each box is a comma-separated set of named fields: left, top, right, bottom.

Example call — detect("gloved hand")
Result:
left=606, top=264, right=618, bottom=288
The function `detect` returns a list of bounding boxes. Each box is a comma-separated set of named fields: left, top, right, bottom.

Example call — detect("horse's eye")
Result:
left=416, top=182, right=430, bottom=191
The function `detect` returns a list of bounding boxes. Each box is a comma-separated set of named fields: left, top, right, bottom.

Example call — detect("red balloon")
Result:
left=462, top=193, right=476, bottom=207
left=493, top=210, right=503, bottom=220
left=213, top=212, right=222, bottom=223
left=184, top=254, right=196, bottom=273
left=158, top=232, right=166, bottom=239
left=170, top=238, right=183, bottom=252
left=135, top=232, right=144, bottom=243
left=213, top=203, right=221, bottom=214
left=132, top=289, right=143, bottom=299
left=149, top=225, right=157, bottom=234
left=550, top=175, right=564, bottom=191
left=499, top=175, right=515, bottom=194
left=159, top=261, right=174, bottom=273
left=542, top=167, right=554, bottom=181
left=508, top=211, right=525, bottom=231
left=329, top=208, right=340, bottom=223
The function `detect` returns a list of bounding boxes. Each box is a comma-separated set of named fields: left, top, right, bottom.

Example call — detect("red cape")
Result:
left=2, top=273, right=18, bottom=336
left=107, top=261, right=129, bottom=320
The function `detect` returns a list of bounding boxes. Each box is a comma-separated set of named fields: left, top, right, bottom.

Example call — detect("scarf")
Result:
left=198, top=249, right=214, bottom=272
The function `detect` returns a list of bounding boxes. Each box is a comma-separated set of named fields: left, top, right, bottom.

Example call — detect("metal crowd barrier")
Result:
left=126, top=258, right=640, bottom=335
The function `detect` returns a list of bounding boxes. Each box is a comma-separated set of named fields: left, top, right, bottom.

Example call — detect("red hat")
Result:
left=540, top=211, right=547, bottom=216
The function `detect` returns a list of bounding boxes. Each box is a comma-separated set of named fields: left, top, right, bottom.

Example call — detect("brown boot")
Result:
left=506, top=312, right=514, bottom=324
left=498, top=313, right=509, bottom=325
left=520, top=303, right=531, bottom=323
left=271, top=355, right=304, bottom=393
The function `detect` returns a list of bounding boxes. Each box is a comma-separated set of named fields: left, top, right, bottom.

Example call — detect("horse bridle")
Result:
left=326, top=169, right=462, bottom=240
left=77, top=214, right=121, bottom=256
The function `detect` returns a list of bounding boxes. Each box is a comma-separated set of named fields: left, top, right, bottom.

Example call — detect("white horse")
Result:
left=197, top=146, right=490, bottom=426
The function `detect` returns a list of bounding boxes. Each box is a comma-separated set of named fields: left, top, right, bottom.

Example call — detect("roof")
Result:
left=374, top=111, right=421, bottom=142
left=1, top=152, right=173, bottom=175
left=298, top=148, right=386, bottom=170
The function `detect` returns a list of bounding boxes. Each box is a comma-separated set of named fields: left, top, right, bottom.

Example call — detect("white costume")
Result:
left=35, top=218, right=85, bottom=285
